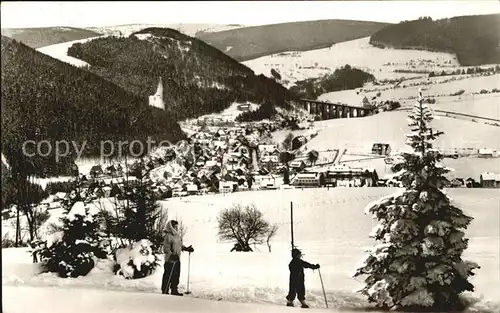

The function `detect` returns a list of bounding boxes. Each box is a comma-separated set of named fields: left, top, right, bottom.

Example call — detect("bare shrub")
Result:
left=151, top=208, right=169, bottom=251
left=217, top=203, right=273, bottom=251
left=266, top=223, right=280, bottom=252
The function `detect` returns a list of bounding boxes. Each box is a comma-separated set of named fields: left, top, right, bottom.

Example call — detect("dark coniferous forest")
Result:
left=370, top=14, right=500, bottom=66
left=1, top=35, right=185, bottom=176
left=67, top=28, right=298, bottom=120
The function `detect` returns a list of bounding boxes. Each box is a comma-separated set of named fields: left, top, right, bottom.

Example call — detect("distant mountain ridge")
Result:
left=86, top=23, right=246, bottom=37
left=1, top=35, right=184, bottom=176
left=1, top=27, right=101, bottom=49
left=66, top=27, right=297, bottom=120
left=370, top=14, right=500, bottom=66
left=196, top=19, right=390, bottom=61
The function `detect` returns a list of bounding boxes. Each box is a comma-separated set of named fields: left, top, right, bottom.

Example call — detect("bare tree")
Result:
left=266, top=223, right=280, bottom=252
left=307, top=150, right=319, bottom=166
left=151, top=207, right=169, bottom=251
left=178, top=220, right=188, bottom=241
left=217, top=203, right=270, bottom=251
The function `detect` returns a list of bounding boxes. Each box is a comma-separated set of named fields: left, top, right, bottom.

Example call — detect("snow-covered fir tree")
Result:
left=120, top=159, right=162, bottom=248
left=114, top=158, right=161, bottom=278
left=352, top=93, right=480, bottom=310
left=39, top=187, right=106, bottom=278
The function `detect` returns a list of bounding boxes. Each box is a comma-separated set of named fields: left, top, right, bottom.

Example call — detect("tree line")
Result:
left=290, top=64, right=375, bottom=99
left=370, top=14, right=500, bottom=66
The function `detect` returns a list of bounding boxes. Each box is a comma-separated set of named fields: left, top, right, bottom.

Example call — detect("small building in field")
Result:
left=371, top=143, right=392, bottom=156
left=324, top=164, right=378, bottom=187
left=480, top=172, right=500, bottom=188
left=478, top=148, right=498, bottom=158
left=219, top=180, right=237, bottom=193
left=291, top=172, right=322, bottom=187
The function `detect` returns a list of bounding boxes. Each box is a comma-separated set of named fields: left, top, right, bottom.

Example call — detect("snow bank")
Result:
left=3, top=285, right=334, bottom=313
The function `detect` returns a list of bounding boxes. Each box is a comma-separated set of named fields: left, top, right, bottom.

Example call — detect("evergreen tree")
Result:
left=115, top=158, right=162, bottom=278
left=119, top=158, right=162, bottom=250
left=38, top=186, right=106, bottom=278
left=352, top=93, right=479, bottom=310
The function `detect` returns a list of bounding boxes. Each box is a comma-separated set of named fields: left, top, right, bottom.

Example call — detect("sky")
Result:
left=1, top=1, right=499, bottom=29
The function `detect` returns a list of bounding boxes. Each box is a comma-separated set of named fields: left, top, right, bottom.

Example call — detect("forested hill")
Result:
left=196, top=19, right=389, bottom=61
left=1, top=27, right=101, bottom=49
left=1, top=36, right=185, bottom=176
left=370, top=14, right=500, bottom=66
left=67, top=28, right=298, bottom=120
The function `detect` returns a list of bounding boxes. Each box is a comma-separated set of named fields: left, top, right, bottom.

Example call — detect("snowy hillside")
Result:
left=3, top=188, right=499, bottom=311
left=36, top=36, right=105, bottom=67
left=278, top=110, right=500, bottom=153
left=242, top=37, right=459, bottom=88
left=319, top=73, right=500, bottom=119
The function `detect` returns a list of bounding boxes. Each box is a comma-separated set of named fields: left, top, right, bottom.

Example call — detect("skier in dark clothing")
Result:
left=286, top=248, right=320, bottom=308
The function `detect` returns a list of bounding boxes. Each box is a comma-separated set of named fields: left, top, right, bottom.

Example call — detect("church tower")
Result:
left=148, top=77, right=165, bottom=110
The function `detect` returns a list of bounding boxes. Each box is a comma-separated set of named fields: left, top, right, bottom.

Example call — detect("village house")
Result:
left=480, top=172, right=500, bottom=188
left=260, top=155, right=280, bottom=171
left=478, top=148, right=498, bottom=158
left=289, top=160, right=307, bottom=172
left=254, top=175, right=282, bottom=189
left=324, top=164, right=378, bottom=187
left=372, top=143, right=392, bottom=156
left=219, top=180, right=238, bottom=193
left=258, top=144, right=279, bottom=155
left=291, top=172, right=323, bottom=187
left=291, top=136, right=307, bottom=150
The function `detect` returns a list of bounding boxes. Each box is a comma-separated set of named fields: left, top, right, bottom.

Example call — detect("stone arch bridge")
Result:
left=298, top=99, right=374, bottom=120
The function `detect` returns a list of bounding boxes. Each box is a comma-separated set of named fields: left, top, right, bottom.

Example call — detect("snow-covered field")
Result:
left=243, top=37, right=459, bottom=87
left=318, top=74, right=500, bottom=114
left=3, top=188, right=499, bottom=312
left=431, top=94, right=500, bottom=121
left=336, top=154, right=500, bottom=180
left=180, top=102, right=261, bottom=125
left=274, top=111, right=500, bottom=153
left=36, top=35, right=105, bottom=67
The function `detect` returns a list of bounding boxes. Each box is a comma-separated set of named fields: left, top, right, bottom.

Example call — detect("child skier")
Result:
left=286, top=248, right=320, bottom=308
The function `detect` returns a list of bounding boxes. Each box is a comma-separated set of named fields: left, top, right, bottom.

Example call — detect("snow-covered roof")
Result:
left=478, top=148, right=495, bottom=154
left=480, top=172, right=500, bottom=181
left=55, top=192, right=67, bottom=199
left=293, top=173, right=317, bottom=179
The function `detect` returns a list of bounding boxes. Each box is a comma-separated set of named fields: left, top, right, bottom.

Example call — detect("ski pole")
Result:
left=185, top=252, right=192, bottom=294
left=164, top=260, right=177, bottom=294
left=318, top=268, right=328, bottom=308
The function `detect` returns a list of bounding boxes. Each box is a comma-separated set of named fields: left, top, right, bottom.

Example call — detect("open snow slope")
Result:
left=242, top=37, right=458, bottom=87
left=36, top=36, right=105, bottom=67
left=3, top=188, right=499, bottom=311
left=318, top=74, right=500, bottom=118
left=275, top=111, right=500, bottom=154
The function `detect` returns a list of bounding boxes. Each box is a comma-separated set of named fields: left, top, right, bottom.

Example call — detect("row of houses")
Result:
left=291, top=164, right=379, bottom=188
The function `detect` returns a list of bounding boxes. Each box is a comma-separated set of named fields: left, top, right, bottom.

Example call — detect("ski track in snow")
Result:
left=3, top=285, right=332, bottom=313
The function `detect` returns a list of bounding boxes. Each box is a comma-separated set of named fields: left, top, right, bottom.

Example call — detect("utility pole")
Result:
left=290, top=201, right=294, bottom=251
